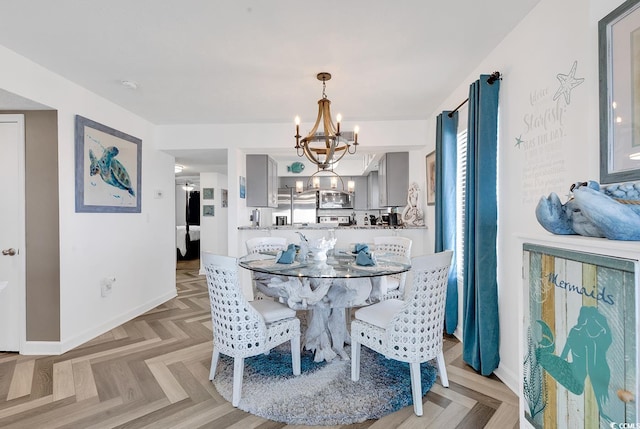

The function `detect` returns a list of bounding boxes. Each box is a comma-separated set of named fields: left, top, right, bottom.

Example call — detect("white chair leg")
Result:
left=291, top=334, right=301, bottom=376
left=436, top=350, right=449, bottom=387
left=232, top=357, right=244, bottom=407
left=351, top=339, right=361, bottom=381
left=209, top=347, right=220, bottom=381
left=409, top=362, right=423, bottom=416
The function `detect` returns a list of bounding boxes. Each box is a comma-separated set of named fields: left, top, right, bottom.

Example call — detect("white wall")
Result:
left=420, top=0, right=626, bottom=394
left=199, top=172, right=229, bottom=266
left=0, top=45, right=177, bottom=353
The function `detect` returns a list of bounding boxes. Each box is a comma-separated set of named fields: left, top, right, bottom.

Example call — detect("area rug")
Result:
left=211, top=345, right=437, bottom=425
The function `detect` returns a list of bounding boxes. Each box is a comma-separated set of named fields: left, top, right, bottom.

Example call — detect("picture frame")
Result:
left=599, top=0, right=640, bottom=183
left=221, top=189, right=228, bottom=207
left=203, top=187, right=214, bottom=200
left=239, top=176, right=246, bottom=199
left=425, top=151, right=436, bottom=206
left=203, top=205, right=215, bottom=217
left=74, top=115, right=142, bottom=213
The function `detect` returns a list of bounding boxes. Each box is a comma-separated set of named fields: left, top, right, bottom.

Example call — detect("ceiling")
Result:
left=0, top=0, right=541, bottom=175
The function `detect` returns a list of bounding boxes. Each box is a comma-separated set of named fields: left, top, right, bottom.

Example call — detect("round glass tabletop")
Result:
left=238, top=250, right=411, bottom=279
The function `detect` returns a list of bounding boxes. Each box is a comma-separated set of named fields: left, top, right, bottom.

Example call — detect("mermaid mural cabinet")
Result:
left=523, top=243, right=637, bottom=428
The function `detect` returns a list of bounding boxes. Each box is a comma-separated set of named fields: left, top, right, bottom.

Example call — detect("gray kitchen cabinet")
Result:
left=367, top=171, right=380, bottom=209
left=378, top=152, right=409, bottom=207
left=351, top=176, right=368, bottom=210
left=246, top=154, right=278, bottom=207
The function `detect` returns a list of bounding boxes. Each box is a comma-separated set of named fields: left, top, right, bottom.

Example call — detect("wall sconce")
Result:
left=347, top=180, right=355, bottom=193
left=296, top=180, right=304, bottom=193
left=313, top=177, right=320, bottom=188
left=330, top=176, right=338, bottom=189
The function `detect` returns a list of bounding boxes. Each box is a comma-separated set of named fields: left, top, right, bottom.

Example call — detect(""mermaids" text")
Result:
left=546, top=273, right=615, bottom=305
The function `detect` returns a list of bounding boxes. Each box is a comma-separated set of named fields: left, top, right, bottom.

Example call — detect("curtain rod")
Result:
left=447, top=71, right=501, bottom=118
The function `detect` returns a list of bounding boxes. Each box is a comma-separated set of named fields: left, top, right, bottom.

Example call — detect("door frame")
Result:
left=1, top=114, right=26, bottom=353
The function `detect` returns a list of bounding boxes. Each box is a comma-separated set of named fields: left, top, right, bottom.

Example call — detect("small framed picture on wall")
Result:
left=239, top=176, right=246, bottom=199
left=203, top=205, right=215, bottom=217
left=425, top=151, right=436, bottom=206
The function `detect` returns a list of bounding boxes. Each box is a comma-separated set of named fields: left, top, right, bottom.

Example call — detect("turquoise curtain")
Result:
left=462, top=75, right=500, bottom=376
left=434, top=111, right=458, bottom=334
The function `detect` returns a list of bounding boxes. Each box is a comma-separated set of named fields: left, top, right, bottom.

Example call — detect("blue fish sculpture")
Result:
left=536, top=180, right=640, bottom=240
left=287, top=162, right=305, bottom=173
left=89, top=146, right=135, bottom=197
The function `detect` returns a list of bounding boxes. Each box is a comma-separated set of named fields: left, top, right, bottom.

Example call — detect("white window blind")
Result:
left=456, top=129, right=467, bottom=286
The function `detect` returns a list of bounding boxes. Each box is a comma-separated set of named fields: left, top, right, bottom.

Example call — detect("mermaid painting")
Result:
left=536, top=306, right=612, bottom=422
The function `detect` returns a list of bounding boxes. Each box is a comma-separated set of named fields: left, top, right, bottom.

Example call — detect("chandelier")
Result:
left=294, top=72, right=359, bottom=170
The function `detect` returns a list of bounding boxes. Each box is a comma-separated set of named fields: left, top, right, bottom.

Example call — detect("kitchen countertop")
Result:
left=238, top=224, right=426, bottom=230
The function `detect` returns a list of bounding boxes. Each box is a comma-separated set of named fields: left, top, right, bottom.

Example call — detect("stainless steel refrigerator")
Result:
left=273, top=188, right=316, bottom=225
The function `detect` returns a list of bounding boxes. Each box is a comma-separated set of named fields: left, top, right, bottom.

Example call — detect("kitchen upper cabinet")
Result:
left=246, top=154, right=278, bottom=207
left=378, top=152, right=409, bottom=207
left=349, top=176, right=368, bottom=210
left=367, top=171, right=380, bottom=210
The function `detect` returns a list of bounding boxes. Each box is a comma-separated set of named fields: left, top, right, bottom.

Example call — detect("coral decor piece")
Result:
left=401, top=182, right=425, bottom=226
left=535, top=180, right=640, bottom=240
left=307, top=237, right=337, bottom=261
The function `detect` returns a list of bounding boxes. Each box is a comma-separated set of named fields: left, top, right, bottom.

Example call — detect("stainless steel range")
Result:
left=317, top=215, right=351, bottom=224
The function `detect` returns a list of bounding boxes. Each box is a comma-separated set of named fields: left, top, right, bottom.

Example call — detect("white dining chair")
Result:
left=372, top=236, right=412, bottom=301
left=245, top=236, right=288, bottom=300
left=245, top=236, right=288, bottom=255
left=350, top=250, right=453, bottom=416
left=203, top=252, right=301, bottom=407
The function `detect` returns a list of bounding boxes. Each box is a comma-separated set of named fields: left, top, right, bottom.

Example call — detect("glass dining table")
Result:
left=239, top=249, right=411, bottom=362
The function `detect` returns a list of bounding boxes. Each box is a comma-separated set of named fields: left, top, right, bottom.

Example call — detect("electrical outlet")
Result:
left=100, top=277, right=116, bottom=297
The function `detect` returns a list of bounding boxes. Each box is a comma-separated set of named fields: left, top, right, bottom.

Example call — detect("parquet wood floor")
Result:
left=0, top=266, right=519, bottom=428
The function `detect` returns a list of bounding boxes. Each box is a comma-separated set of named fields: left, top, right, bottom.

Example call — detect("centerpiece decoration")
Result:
left=306, top=237, right=337, bottom=262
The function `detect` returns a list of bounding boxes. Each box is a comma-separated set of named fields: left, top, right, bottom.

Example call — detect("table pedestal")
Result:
left=265, top=277, right=371, bottom=362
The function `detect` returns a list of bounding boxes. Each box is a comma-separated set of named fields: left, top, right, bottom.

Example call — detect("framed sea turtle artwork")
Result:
left=75, top=115, right=142, bottom=213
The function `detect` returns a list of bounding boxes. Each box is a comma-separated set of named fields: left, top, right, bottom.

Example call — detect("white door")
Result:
left=0, top=114, right=25, bottom=352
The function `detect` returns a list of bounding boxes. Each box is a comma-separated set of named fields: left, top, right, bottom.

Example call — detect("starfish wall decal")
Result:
left=553, top=60, right=584, bottom=105
left=515, top=135, right=524, bottom=148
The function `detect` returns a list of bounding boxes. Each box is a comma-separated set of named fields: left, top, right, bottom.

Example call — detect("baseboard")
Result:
left=493, top=365, right=518, bottom=395
left=22, top=341, right=64, bottom=355
left=20, top=290, right=177, bottom=356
